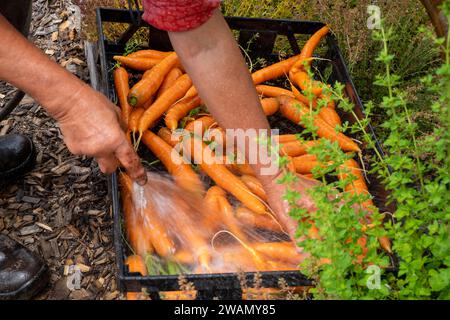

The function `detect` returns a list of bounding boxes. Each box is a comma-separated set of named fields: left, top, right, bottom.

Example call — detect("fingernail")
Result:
left=136, top=176, right=147, bottom=186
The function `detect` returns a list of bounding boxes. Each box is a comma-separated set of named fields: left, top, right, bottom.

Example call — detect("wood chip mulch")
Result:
left=0, top=0, right=121, bottom=300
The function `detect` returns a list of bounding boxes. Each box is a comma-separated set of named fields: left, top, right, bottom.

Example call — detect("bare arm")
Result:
left=0, top=14, right=146, bottom=184
left=168, top=9, right=275, bottom=184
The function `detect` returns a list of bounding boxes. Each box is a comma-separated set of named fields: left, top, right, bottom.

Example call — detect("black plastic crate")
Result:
left=96, top=7, right=394, bottom=300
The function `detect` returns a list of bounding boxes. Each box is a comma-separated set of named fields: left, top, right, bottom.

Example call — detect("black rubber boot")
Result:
left=0, top=234, right=49, bottom=300
left=0, top=134, right=36, bottom=184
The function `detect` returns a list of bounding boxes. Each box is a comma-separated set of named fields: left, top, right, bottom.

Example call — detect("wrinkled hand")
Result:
left=262, top=173, right=318, bottom=239
left=54, top=85, right=147, bottom=185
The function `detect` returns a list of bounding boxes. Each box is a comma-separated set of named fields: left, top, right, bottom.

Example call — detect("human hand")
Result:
left=53, top=85, right=147, bottom=185
left=261, top=172, right=318, bottom=240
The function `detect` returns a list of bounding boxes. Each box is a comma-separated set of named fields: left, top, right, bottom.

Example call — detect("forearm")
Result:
left=0, top=14, right=89, bottom=119
left=169, top=10, right=277, bottom=182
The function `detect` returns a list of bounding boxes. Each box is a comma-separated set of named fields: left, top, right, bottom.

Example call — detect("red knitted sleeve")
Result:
left=142, top=0, right=221, bottom=32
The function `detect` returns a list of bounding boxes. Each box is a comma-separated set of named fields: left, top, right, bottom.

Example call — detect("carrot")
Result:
left=235, top=207, right=281, bottom=232
left=142, top=95, right=155, bottom=110
left=128, top=52, right=179, bottom=107
left=171, top=250, right=195, bottom=265
left=253, top=242, right=307, bottom=265
left=240, top=175, right=267, bottom=201
left=184, top=136, right=267, bottom=214
left=138, top=73, right=192, bottom=133
left=164, top=95, right=202, bottom=130
left=337, top=159, right=372, bottom=206
left=291, top=154, right=320, bottom=174
left=113, top=56, right=161, bottom=71
left=125, top=255, right=148, bottom=275
left=278, top=95, right=360, bottom=152
left=128, top=107, right=145, bottom=133
left=119, top=173, right=153, bottom=256
left=184, top=85, right=198, bottom=99
left=202, top=186, right=222, bottom=231
left=255, top=85, right=295, bottom=98
left=318, top=106, right=342, bottom=128
left=378, top=236, right=392, bottom=253
left=260, top=97, right=280, bottom=116
left=290, top=26, right=330, bottom=96
left=114, top=67, right=132, bottom=126
left=252, top=54, right=302, bottom=85
left=214, top=187, right=249, bottom=241
left=157, top=127, right=181, bottom=147
left=280, top=140, right=319, bottom=157
left=127, top=49, right=172, bottom=60
left=291, top=70, right=324, bottom=96
left=157, top=67, right=183, bottom=98
left=291, top=25, right=330, bottom=73
left=229, top=162, right=256, bottom=176
left=185, top=115, right=215, bottom=133
left=160, top=291, right=197, bottom=300
left=141, top=130, right=204, bottom=194
left=275, top=134, right=299, bottom=143
left=125, top=255, right=149, bottom=300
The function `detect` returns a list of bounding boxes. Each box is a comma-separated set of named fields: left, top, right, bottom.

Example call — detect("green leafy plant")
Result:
left=277, top=7, right=449, bottom=299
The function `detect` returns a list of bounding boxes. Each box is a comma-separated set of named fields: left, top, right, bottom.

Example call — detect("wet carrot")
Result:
left=157, top=67, right=183, bottom=98
left=235, top=207, right=281, bottom=232
left=128, top=52, right=179, bottom=107
left=113, top=56, right=161, bottom=71
left=184, top=136, right=267, bottom=214
left=318, top=106, right=342, bottom=128
left=240, top=175, right=267, bottom=201
left=142, top=95, right=155, bottom=110
left=278, top=95, right=360, bottom=152
left=141, top=131, right=204, bottom=194
left=164, top=95, right=202, bottom=130
left=138, top=74, right=192, bottom=133
left=125, top=255, right=149, bottom=300
left=253, top=242, right=307, bottom=265
left=114, top=67, right=132, bottom=126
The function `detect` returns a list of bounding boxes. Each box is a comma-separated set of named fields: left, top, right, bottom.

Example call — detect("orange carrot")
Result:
left=114, top=67, right=132, bottom=126
left=184, top=85, right=198, bottom=99
left=119, top=173, right=153, bottom=257
left=253, top=242, right=307, bottom=265
left=278, top=95, right=360, bottom=152
left=252, top=54, right=301, bottom=85
left=125, top=255, right=149, bottom=300
left=164, top=95, right=202, bottom=130
left=291, top=25, right=330, bottom=73
left=184, top=136, right=267, bottom=214
left=378, top=236, right=392, bottom=253
left=280, top=140, right=319, bottom=157
left=291, top=70, right=324, bottom=96
left=255, top=85, right=295, bottom=98
left=185, top=115, right=215, bottom=133
left=138, top=73, right=192, bottom=133
left=127, top=49, right=172, bottom=60
left=157, top=127, right=181, bottom=147
left=337, top=159, right=372, bottom=205
left=229, top=162, right=256, bottom=176
left=113, top=56, right=161, bottom=71
left=275, top=134, right=299, bottom=143
left=128, top=52, right=179, bottom=107
left=214, top=188, right=249, bottom=241
left=157, top=67, right=183, bottom=97
left=142, top=95, right=155, bottom=110
left=160, top=291, right=197, bottom=300
left=235, top=207, right=281, bottom=232
left=319, top=106, right=342, bottom=128
left=141, top=130, right=204, bottom=194
left=240, top=175, right=268, bottom=201
left=128, top=107, right=145, bottom=133
left=291, top=154, right=320, bottom=174
left=260, top=97, right=280, bottom=116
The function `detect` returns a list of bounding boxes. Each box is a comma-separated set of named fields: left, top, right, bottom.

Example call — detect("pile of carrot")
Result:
left=113, top=26, right=390, bottom=300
